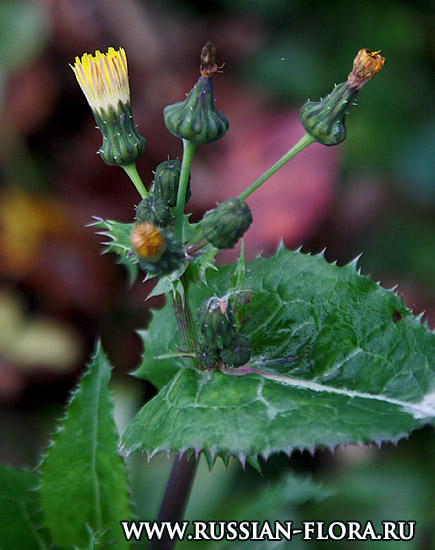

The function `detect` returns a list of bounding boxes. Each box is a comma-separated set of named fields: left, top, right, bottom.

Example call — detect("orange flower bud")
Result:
left=130, top=222, right=166, bottom=262
left=347, top=49, right=385, bottom=90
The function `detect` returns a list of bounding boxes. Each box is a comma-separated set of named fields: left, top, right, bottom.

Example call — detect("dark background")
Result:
left=0, top=0, right=434, bottom=545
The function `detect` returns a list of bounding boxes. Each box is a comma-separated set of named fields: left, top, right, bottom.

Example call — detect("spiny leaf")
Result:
left=91, top=217, right=138, bottom=284
left=125, top=246, right=435, bottom=460
left=0, top=466, right=50, bottom=550
left=40, top=343, right=131, bottom=549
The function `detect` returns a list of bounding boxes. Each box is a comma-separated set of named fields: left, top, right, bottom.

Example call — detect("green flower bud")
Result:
left=195, top=342, right=220, bottom=368
left=197, top=297, right=236, bottom=349
left=71, top=48, right=146, bottom=166
left=300, top=83, right=357, bottom=146
left=201, top=198, right=252, bottom=249
left=300, top=49, right=385, bottom=147
left=220, top=334, right=252, bottom=367
left=153, top=159, right=190, bottom=207
left=163, top=42, right=228, bottom=144
left=135, top=196, right=172, bottom=227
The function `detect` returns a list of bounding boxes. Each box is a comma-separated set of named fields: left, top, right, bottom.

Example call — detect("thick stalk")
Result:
left=148, top=453, right=199, bottom=550
left=123, top=163, right=149, bottom=198
left=174, top=140, right=197, bottom=243
left=237, top=132, right=315, bottom=200
left=173, top=278, right=197, bottom=367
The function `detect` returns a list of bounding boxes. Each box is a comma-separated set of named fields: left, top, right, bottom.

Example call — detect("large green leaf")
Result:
left=124, top=247, right=435, bottom=460
left=40, top=343, right=131, bottom=549
left=0, top=467, right=49, bottom=550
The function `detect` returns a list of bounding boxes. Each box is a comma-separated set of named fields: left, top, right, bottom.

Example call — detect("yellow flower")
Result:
left=71, top=47, right=130, bottom=114
left=70, top=47, right=146, bottom=167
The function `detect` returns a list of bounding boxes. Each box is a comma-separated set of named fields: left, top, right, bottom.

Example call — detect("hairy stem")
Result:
left=173, top=279, right=198, bottom=367
left=237, top=132, right=315, bottom=200
left=123, top=163, right=149, bottom=198
left=174, top=140, right=197, bottom=243
left=149, top=453, right=199, bottom=550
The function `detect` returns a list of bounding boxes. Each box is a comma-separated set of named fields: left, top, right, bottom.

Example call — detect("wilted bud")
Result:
left=220, top=334, right=252, bottom=367
left=130, top=222, right=184, bottom=276
left=195, top=341, right=220, bottom=368
left=163, top=42, right=229, bottom=144
left=201, top=198, right=252, bottom=249
left=300, top=48, right=385, bottom=146
left=135, top=196, right=171, bottom=227
left=71, top=48, right=146, bottom=166
left=153, top=159, right=190, bottom=207
left=197, top=297, right=236, bottom=349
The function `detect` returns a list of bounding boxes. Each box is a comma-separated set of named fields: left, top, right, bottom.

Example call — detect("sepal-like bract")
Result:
left=221, top=333, right=252, bottom=367
left=197, top=297, right=236, bottom=349
left=135, top=196, right=171, bottom=227
left=153, top=159, right=190, bottom=207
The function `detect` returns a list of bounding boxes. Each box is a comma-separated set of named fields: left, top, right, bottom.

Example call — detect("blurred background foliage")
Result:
left=0, top=0, right=434, bottom=544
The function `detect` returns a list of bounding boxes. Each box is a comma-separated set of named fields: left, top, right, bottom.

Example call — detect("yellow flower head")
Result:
left=71, top=47, right=130, bottom=113
left=130, top=222, right=167, bottom=263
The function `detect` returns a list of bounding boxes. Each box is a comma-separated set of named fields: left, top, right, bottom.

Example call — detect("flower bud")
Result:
left=220, top=334, right=252, bottom=367
left=130, top=222, right=184, bottom=276
left=195, top=342, right=220, bottom=368
left=197, top=297, right=236, bottom=349
left=163, top=42, right=229, bottom=144
left=153, top=159, right=190, bottom=207
left=300, top=48, right=385, bottom=146
left=201, top=198, right=252, bottom=249
left=135, top=196, right=171, bottom=227
left=71, top=47, right=146, bottom=166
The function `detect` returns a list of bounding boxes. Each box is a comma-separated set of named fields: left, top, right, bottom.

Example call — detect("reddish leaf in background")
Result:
left=194, top=91, right=339, bottom=262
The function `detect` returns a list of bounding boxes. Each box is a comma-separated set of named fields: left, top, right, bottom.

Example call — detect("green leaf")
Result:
left=91, top=217, right=138, bottom=285
left=126, top=247, right=435, bottom=460
left=40, top=343, right=131, bottom=549
left=0, top=467, right=49, bottom=550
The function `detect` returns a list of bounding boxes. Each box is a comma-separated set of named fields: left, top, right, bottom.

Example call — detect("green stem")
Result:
left=173, top=277, right=198, bottom=368
left=123, top=163, right=149, bottom=198
left=237, top=132, right=315, bottom=200
left=174, top=140, right=197, bottom=243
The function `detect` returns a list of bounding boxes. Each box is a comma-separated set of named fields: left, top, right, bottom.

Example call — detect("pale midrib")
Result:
left=227, top=367, right=435, bottom=420
left=89, top=366, right=103, bottom=533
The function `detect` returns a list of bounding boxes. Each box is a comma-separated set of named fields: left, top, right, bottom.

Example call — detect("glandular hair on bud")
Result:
left=201, top=198, right=253, bottom=249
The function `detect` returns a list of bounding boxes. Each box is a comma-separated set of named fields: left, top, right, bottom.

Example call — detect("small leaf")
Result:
left=0, top=466, right=50, bottom=550
left=91, top=217, right=138, bottom=284
left=40, top=343, right=131, bottom=549
left=126, top=247, right=435, bottom=460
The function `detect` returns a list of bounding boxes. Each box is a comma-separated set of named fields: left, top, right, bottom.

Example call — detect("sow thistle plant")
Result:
left=4, top=43, right=435, bottom=550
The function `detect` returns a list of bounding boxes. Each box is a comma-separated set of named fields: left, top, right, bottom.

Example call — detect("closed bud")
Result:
left=220, top=334, right=252, bottom=367
left=197, top=297, right=236, bottom=349
left=163, top=42, right=229, bottom=144
left=201, top=198, right=252, bottom=249
left=71, top=48, right=146, bottom=166
left=300, top=48, right=385, bottom=146
left=135, top=196, right=171, bottom=227
left=195, top=342, right=220, bottom=368
left=153, top=159, right=190, bottom=207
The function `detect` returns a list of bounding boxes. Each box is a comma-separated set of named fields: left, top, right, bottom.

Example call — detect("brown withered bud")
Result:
left=347, top=49, right=385, bottom=90
left=200, top=41, right=225, bottom=77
